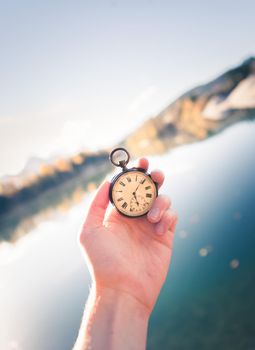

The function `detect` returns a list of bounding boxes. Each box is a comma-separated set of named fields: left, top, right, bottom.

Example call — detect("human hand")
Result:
left=79, top=157, right=178, bottom=315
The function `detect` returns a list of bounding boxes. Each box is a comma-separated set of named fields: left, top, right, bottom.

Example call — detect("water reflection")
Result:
left=230, top=259, right=240, bottom=269
left=0, top=163, right=110, bottom=243
left=0, top=121, right=255, bottom=350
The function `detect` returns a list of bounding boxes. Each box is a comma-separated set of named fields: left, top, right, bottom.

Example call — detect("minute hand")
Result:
left=134, top=183, right=141, bottom=193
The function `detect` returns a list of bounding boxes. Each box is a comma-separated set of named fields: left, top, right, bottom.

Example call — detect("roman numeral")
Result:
left=140, top=179, right=146, bottom=184
left=145, top=186, right=151, bottom=190
left=135, top=175, right=138, bottom=181
left=119, top=181, right=125, bottom=186
left=122, top=202, right=128, bottom=209
left=126, top=176, right=131, bottom=182
left=146, top=193, right=152, bottom=198
left=117, top=197, right=123, bottom=201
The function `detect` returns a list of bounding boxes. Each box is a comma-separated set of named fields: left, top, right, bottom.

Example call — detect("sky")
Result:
left=0, top=0, right=254, bottom=176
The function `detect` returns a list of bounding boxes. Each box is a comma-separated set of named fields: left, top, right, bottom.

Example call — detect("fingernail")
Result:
left=149, top=208, right=160, bottom=220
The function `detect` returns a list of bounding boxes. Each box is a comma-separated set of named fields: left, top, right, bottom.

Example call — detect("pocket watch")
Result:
left=109, top=147, right=158, bottom=218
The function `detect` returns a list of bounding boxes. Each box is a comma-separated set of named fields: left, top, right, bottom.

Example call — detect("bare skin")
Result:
left=74, top=158, right=178, bottom=350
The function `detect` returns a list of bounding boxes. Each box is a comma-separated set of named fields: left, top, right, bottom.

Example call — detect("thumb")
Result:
left=83, top=180, right=110, bottom=229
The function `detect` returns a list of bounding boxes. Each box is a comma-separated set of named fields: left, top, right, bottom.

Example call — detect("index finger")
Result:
left=135, top=157, right=165, bottom=189
left=135, top=157, right=149, bottom=171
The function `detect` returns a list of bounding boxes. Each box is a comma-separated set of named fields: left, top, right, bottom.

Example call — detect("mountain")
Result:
left=0, top=57, right=255, bottom=221
left=122, top=57, right=255, bottom=156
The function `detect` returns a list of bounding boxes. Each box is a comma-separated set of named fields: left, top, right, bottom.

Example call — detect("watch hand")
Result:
left=132, top=192, right=139, bottom=206
left=134, top=183, right=141, bottom=193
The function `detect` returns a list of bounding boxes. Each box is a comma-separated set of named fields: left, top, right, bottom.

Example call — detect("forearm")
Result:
left=73, top=283, right=150, bottom=350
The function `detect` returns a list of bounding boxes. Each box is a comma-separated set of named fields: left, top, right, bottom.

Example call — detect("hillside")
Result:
left=122, top=57, right=255, bottom=156
left=0, top=57, right=255, bottom=222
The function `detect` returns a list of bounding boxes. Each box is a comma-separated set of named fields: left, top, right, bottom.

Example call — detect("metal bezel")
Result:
left=109, top=167, right=158, bottom=218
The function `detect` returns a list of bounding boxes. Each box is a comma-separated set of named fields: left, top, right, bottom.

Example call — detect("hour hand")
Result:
left=132, top=191, right=139, bottom=206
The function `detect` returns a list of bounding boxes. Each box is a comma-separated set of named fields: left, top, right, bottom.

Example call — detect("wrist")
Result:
left=76, top=282, right=150, bottom=350
left=93, top=282, right=151, bottom=321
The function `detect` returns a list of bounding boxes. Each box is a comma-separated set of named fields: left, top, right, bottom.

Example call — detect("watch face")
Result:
left=111, top=169, right=157, bottom=217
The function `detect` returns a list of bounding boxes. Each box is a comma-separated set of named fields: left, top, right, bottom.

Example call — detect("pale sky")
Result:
left=0, top=0, right=254, bottom=176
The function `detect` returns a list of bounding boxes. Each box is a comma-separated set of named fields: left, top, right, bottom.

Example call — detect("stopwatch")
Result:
left=109, top=147, right=158, bottom=218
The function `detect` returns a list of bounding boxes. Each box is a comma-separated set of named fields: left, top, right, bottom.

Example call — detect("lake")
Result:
left=0, top=121, right=255, bottom=350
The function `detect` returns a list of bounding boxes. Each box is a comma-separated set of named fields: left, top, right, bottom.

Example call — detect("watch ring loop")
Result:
left=109, top=147, right=130, bottom=168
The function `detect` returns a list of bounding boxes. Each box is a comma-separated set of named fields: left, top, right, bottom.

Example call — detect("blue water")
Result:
left=148, top=122, right=255, bottom=349
left=0, top=121, right=254, bottom=350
